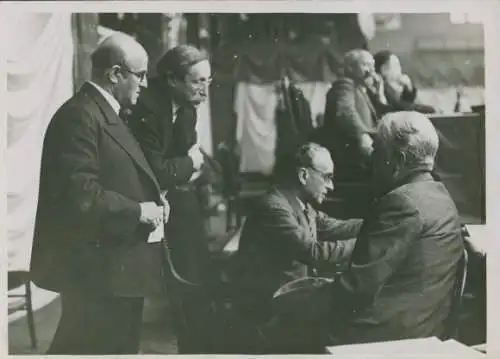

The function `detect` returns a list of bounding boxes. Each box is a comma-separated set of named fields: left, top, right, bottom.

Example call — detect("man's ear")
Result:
left=165, top=72, right=177, bottom=88
left=394, top=150, right=407, bottom=174
left=108, top=66, right=121, bottom=84
left=297, top=168, right=309, bottom=186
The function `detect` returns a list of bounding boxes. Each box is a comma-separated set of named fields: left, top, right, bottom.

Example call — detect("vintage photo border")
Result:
left=0, top=1, right=498, bottom=358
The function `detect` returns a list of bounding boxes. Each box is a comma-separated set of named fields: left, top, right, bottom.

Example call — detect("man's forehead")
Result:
left=312, top=149, right=334, bottom=172
left=186, top=60, right=211, bottom=79
left=127, top=51, right=149, bottom=71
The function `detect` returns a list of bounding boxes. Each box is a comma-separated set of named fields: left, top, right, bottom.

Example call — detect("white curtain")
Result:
left=234, top=82, right=331, bottom=173
left=6, top=13, right=74, bottom=271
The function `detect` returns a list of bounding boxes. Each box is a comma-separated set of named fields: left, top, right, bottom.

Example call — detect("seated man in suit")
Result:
left=330, top=111, right=465, bottom=345
left=231, top=142, right=363, bottom=353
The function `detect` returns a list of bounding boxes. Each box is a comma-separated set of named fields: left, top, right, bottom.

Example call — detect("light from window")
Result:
left=449, top=12, right=484, bottom=24
left=374, top=14, right=401, bottom=31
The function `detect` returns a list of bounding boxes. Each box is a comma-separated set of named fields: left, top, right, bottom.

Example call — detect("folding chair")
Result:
left=8, top=271, right=37, bottom=349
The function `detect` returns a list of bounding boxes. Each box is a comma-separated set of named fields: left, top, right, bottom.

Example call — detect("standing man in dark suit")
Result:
left=232, top=142, right=363, bottom=353
left=126, top=45, right=213, bottom=353
left=30, top=34, right=168, bottom=354
left=330, top=111, right=465, bottom=344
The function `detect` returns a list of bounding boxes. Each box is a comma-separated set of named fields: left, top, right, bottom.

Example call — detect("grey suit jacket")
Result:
left=232, top=186, right=362, bottom=322
left=333, top=171, right=465, bottom=343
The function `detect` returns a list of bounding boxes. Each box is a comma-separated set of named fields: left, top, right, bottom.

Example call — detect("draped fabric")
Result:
left=214, top=41, right=344, bottom=84
left=234, top=82, right=332, bottom=173
left=7, top=13, right=74, bottom=271
left=211, top=13, right=369, bottom=84
left=234, top=83, right=278, bottom=174
left=72, top=14, right=99, bottom=92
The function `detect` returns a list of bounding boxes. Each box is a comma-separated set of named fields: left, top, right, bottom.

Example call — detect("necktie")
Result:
left=174, top=106, right=198, bottom=153
left=303, top=204, right=315, bottom=236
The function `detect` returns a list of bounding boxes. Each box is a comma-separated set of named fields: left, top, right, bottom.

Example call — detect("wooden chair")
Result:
left=8, top=271, right=37, bottom=349
left=443, top=247, right=469, bottom=340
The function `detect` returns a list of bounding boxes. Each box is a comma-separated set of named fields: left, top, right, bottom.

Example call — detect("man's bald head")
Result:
left=372, top=111, right=439, bottom=187
left=343, top=49, right=375, bottom=83
left=91, top=33, right=148, bottom=75
left=90, top=33, right=149, bottom=107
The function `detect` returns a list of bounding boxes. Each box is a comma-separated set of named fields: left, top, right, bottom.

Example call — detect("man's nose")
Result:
left=326, top=180, right=334, bottom=191
left=141, top=76, right=148, bottom=88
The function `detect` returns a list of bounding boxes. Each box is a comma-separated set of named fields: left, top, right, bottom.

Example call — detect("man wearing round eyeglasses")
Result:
left=30, top=34, right=168, bottom=354
left=231, top=142, right=363, bottom=353
left=127, top=44, right=215, bottom=354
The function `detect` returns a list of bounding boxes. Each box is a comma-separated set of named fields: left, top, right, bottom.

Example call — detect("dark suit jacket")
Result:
left=332, top=170, right=465, bottom=343
left=232, top=186, right=362, bottom=322
left=367, top=83, right=436, bottom=115
left=127, top=77, right=196, bottom=189
left=275, top=84, right=314, bottom=160
left=30, top=83, right=165, bottom=296
left=319, top=77, right=378, bottom=160
left=127, top=77, right=211, bottom=283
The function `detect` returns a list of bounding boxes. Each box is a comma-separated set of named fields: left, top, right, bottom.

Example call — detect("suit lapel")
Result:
left=278, top=187, right=317, bottom=240
left=357, top=86, right=378, bottom=121
left=82, top=83, right=161, bottom=192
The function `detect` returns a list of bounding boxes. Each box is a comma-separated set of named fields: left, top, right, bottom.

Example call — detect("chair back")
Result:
left=444, top=247, right=469, bottom=340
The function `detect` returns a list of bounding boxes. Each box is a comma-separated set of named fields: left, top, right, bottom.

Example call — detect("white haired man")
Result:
left=329, top=111, right=465, bottom=344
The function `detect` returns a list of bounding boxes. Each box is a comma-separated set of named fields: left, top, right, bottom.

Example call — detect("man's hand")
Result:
left=359, top=133, right=374, bottom=157
left=189, top=169, right=202, bottom=183
left=188, top=143, right=204, bottom=170
left=139, top=201, right=164, bottom=228
left=160, top=191, right=171, bottom=224
left=398, top=73, right=413, bottom=91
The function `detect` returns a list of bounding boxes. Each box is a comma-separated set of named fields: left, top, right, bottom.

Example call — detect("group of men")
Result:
left=30, top=34, right=213, bottom=354
left=29, top=33, right=465, bottom=355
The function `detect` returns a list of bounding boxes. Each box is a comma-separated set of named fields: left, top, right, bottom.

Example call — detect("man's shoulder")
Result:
left=327, top=77, right=356, bottom=96
left=51, top=87, right=97, bottom=123
left=258, top=187, right=293, bottom=210
left=379, top=178, right=453, bottom=214
left=377, top=185, right=420, bottom=213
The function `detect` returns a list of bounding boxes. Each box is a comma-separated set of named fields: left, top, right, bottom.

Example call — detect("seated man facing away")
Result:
left=230, top=142, right=363, bottom=353
left=330, top=111, right=465, bottom=345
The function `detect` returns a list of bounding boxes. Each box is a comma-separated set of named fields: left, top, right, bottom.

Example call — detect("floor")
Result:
left=8, top=295, right=179, bottom=355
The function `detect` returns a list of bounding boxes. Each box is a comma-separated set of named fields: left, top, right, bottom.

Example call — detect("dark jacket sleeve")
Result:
left=385, top=85, right=436, bottom=114
left=56, top=106, right=142, bottom=238
left=325, top=78, right=373, bottom=140
left=257, top=201, right=357, bottom=269
left=334, top=192, right=422, bottom=301
left=131, top=110, right=195, bottom=189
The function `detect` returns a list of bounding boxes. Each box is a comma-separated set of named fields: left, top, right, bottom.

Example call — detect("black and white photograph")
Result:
left=3, top=2, right=495, bottom=357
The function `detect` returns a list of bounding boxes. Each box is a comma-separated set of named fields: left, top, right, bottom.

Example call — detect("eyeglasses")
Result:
left=308, top=167, right=334, bottom=183
left=120, top=65, right=147, bottom=82
left=186, top=76, right=213, bottom=88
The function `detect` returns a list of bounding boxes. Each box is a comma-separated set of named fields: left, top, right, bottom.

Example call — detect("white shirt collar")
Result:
left=88, top=81, right=121, bottom=115
left=297, top=197, right=306, bottom=211
left=172, top=101, right=179, bottom=124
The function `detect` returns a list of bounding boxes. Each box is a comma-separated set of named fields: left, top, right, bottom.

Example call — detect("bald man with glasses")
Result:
left=30, top=34, right=168, bottom=355
left=230, top=142, right=363, bottom=353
